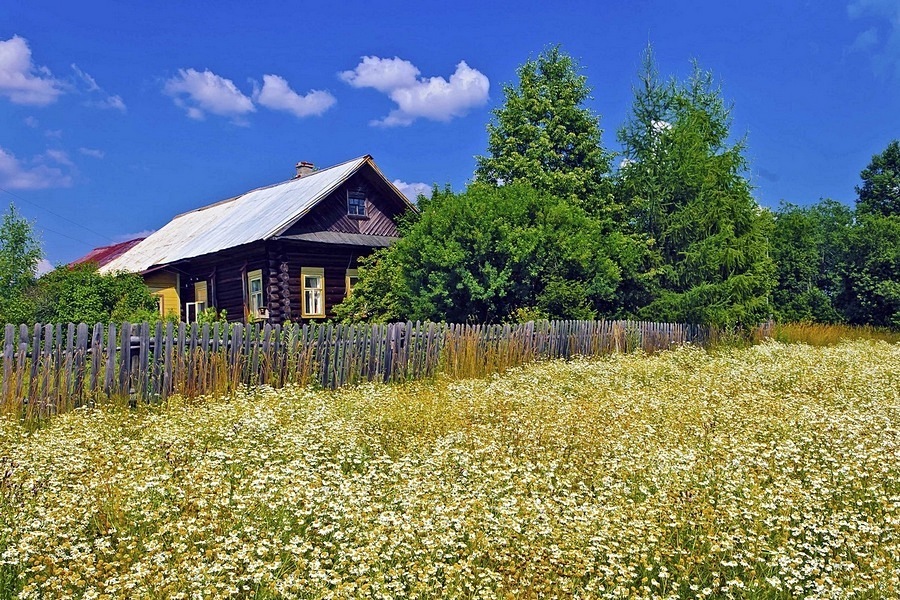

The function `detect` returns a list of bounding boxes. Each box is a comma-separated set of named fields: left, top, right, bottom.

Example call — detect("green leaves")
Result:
left=475, top=46, right=614, bottom=219
left=33, top=263, right=159, bottom=325
left=856, top=140, right=900, bottom=218
left=336, top=184, right=625, bottom=323
left=0, top=205, right=41, bottom=325
left=617, top=50, right=774, bottom=327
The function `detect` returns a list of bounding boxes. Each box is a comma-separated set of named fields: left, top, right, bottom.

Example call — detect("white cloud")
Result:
left=36, top=259, right=53, bottom=276
left=392, top=179, right=432, bottom=202
left=254, top=74, right=335, bottom=118
left=44, top=148, right=73, bottom=166
left=71, top=64, right=127, bottom=113
left=0, top=146, right=73, bottom=190
left=848, top=0, right=900, bottom=78
left=24, top=116, right=38, bottom=128
left=163, top=68, right=255, bottom=122
left=850, top=27, right=880, bottom=52
left=339, top=56, right=420, bottom=93
left=0, top=35, right=64, bottom=106
left=340, top=56, right=489, bottom=127
left=79, top=147, right=105, bottom=159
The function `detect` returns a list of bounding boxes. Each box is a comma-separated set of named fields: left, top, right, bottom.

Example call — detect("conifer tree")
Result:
left=617, top=50, right=774, bottom=326
left=475, top=46, right=614, bottom=217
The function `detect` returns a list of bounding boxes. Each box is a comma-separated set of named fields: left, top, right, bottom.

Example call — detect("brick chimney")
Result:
left=294, top=161, right=315, bottom=178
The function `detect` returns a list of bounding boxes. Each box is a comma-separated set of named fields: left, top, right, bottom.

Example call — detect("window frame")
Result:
left=345, top=268, right=359, bottom=298
left=347, top=190, right=367, bottom=217
left=247, top=269, right=264, bottom=319
left=301, top=267, right=326, bottom=318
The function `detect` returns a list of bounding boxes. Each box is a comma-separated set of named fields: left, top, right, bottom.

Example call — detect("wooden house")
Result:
left=98, top=156, right=415, bottom=324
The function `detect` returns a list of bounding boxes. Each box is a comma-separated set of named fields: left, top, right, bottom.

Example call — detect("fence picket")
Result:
left=0, top=318, right=735, bottom=417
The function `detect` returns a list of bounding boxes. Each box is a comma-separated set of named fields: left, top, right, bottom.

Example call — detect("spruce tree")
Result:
left=474, top=46, right=614, bottom=217
left=617, top=50, right=774, bottom=326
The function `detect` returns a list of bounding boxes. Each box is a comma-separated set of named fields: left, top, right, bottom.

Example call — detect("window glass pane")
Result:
left=250, top=279, right=262, bottom=293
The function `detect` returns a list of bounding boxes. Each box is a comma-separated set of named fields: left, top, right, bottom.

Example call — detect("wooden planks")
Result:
left=0, top=318, right=722, bottom=417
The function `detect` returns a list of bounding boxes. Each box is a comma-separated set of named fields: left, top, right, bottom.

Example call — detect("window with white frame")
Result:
left=345, top=269, right=358, bottom=297
left=347, top=190, right=366, bottom=217
left=186, top=280, right=208, bottom=322
left=247, top=269, right=264, bottom=318
left=302, top=267, right=325, bottom=318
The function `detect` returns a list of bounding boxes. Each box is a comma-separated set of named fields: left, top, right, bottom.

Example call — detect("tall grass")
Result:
left=773, top=321, right=900, bottom=345
left=2, top=341, right=898, bottom=598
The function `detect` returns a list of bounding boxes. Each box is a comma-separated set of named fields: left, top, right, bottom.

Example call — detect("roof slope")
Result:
left=70, top=238, right=146, bottom=268
left=101, top=155, right=407, bottom=274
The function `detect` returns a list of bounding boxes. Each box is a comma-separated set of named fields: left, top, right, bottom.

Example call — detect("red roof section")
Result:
left=70, top=238, right=146, bottom=269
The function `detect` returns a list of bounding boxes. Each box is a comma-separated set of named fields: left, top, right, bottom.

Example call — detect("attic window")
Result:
left=347, top=190, right=367, bottom=217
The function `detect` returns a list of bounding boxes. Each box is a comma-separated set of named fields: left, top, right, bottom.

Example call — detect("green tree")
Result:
left=856, top=140, right=900, bottom=218
left=616, top=51, right=774, bottom=326
left=33, top=263, right=159, bottom=324
left=335, top=183, right=624, bottom=323
left=0, top=204, right=41, bottom=325
left=474, top=46, right=615, bottom=218
left=838, top=214, right=900, bottom=327
left=771, top=200, right=852, bottom=323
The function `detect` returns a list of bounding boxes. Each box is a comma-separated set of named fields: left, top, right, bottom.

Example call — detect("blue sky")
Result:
left=1, top=0, right=898, bottom=269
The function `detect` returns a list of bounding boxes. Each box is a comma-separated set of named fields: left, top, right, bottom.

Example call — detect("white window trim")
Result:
left=301, top=267, right=325, bottom=318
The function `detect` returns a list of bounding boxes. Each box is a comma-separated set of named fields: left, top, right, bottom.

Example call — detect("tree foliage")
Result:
left=474, top=46, right=615, bottom=217
left=616, top=50, right=774, bottom=326
left=33, top=263, right=159, bottom=325
left=771, top=200, right=852, bottom=323
left=335, top=184, right=626, bottom=323
left=0, top=205, right=41, bottom=325
left=856, top=140, right=900, bottom=218
left=837, top=214, right=900, bottom=328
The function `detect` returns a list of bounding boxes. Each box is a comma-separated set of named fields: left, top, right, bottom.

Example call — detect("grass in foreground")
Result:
left=773, top=321, right=900, bottom=346
left=1, top=340, right=899, bottom=599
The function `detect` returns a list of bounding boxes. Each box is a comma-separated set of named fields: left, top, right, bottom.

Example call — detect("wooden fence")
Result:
left=0, top=319, right=724, bottom=419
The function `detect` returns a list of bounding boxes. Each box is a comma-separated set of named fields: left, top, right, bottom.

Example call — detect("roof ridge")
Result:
left=171, top=155, right=373, bottom=220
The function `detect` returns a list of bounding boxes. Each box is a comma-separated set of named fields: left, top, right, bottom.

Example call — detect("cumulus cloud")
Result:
left=254, top=74, right=335, bottom=118
left=0, top=146, right=73, bottom=190
left=163, top=68, right=255, bottom=122
left=340, top=56, right=420, bottom=93
left=340, top=56, right=489, bottom=127
left=0, top=35, right=64, bottom=106
left=848, top=0, right=900, bottom=78
left=79, top=147, right=105, bottom=159
left=392, top=179, right=432, bottom=203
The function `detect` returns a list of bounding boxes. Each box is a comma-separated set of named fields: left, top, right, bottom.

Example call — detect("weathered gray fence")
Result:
left=0, top=319, right=717, bottom=418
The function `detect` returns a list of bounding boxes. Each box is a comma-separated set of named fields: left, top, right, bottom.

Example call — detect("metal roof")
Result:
left=276, top=232, right=398, bottom=247
left=100, top=156, right=393, bottom=274
left=70, top=237, right=146, bottom=268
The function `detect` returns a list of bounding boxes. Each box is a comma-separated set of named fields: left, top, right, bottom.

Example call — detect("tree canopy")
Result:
left=616, top=51, right=774, bottom=326
left=32, top=263, right=159, bottom=325
left=336, top=183, right=624, bottom=323
left=0, top=205, right=41, bottom=325
left=856, top=140, right=900, bottom=218
left=474, top=46, right=615, bottom=218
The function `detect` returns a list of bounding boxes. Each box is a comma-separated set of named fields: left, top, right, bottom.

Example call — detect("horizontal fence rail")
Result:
left=0, top=319, right=734, bottom=419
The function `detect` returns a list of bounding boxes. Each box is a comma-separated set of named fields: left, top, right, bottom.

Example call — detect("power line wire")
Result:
left=0, top=185, right=114, bottom=243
